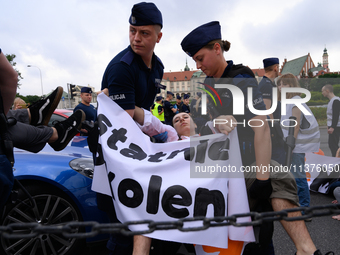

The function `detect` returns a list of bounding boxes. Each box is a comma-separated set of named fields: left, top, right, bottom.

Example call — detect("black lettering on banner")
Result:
left=208, top=139, right=230, bottom=161
left=193, top=188, right=225, bottom=220
left=146, top=175, right=162, bottom=214
left=97, top=114, right=112, bottom=136
left=120, top=143, right=147, bottom=160
left=118, top=179, right=143, bottom=208
left=166, top=148, right=194, bottom=161
left=107, top=128, right=128, bottom=150
left=195, top=140, right=208, bottom=163
left=162, top=185, right=192, bottom=218
left=95, top=143, right=105, bottom=166
left=108, top=172, right=116, bottom=200
left=148, top=152, right=167, bottom=162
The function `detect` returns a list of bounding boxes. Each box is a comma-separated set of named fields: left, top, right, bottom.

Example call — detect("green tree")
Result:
left=6, top=54, right=23, bottom=88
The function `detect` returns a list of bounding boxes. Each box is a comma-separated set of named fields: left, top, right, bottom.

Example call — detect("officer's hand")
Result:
left=152, top=131, right=168, bottom=143
left=215, top=115, right=237, bottom=135
left=97, top=88, right=109, bottom=96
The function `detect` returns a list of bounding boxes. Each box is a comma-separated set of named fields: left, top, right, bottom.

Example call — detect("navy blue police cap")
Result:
left=81, top=87, right=92, bottom=93
left=184, top=94, right=189, bottom=99
left=129, top=2, right=163, bottom=28
left=263, top=58, right=279, bottom=68
left=156, top=96, right=163, bottom=101
left=181, top=21, right=221, bottom=57
left=167, top=91, right=174, bottom=96
left=176, top=95, right=182, bottom=100
left=197, top=92, right=202, bottom=97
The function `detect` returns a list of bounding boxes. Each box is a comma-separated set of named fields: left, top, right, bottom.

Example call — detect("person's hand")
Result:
left=328, top=127, right=334, bottom=134
left=97, top=88, right=109, bottom=96
left=332, top=200, right=338, bottom=204
left=152, top=131, right=168, bottom=143
left=214, top=115, right=237, bottom=135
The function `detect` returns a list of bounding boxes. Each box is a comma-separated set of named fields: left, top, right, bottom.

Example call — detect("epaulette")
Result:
left=120, top=50, right=135, bottom=65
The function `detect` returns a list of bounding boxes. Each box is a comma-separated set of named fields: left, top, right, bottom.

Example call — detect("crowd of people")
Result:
left=1, top=1, right=340, bottom=255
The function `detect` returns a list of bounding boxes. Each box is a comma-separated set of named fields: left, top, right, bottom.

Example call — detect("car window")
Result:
left=48, top=113, right=67, bottom=127
left=63, top=111, right=73, bottom=117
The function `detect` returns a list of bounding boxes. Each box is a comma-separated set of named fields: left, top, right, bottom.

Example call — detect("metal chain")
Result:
left=1, top=204, right=339, bottom=240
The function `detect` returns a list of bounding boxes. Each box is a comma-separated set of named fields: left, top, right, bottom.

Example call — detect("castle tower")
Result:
left=322, top=47, right=329, bottom=71
left=184, top=59, right=190, bottom=71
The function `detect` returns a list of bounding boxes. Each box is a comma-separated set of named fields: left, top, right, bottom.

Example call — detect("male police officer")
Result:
left=151, top=96, right=164, bottom=123
left=258, top=58, right=285, bottom=165
left=74, top=87, right=97, bottom=135
left=100, top=2, right=164, bottom=254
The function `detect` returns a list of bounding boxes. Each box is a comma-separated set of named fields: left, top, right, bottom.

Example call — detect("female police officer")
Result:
left=180, top=21, right=326, bottom=255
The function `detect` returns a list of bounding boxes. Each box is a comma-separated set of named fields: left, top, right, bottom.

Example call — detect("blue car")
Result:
left=1, top=136, right=109, bottom=255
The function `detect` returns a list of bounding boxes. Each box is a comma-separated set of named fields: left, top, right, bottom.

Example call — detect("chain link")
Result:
left=1, top=204, right=339, bottom=240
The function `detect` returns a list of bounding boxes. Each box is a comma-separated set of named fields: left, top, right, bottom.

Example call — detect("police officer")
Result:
left=100, top=2, right=164, bottom=254
left=74, top=87, right=97, bottom=135
left=181, top=21, right=326, bottom=255
left=181, top=94, right=190, bottom=113
left=258, top=57, right=286, bottom=165
left=163, top=91, right=177, bottom=126
left=175, top=94, right=183, bottom=113
left=151, top=96, right=164, bottom=123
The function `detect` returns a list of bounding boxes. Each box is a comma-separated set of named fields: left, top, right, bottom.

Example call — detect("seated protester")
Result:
left=151, top=96, right=164, bottom=123
left=181, top=94, right=190, bottom=114
left=163, top=91, right=177, bottom=126
left=175, top=94, right=183, bottom=113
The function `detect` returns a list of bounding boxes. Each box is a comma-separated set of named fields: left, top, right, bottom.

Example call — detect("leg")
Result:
left=332, top=187, right=340, bottom=220
left=7, top=109, right=30, bottom=124
left=290, top=153, right=310, bottom=208
left=328, top=131, right=340, bottom=157
left=133, top=236, right=152, bottom=255
left=271, top=198, right=316, bottom=255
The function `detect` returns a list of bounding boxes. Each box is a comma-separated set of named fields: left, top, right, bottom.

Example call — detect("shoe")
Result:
left=313, top=250, right=334, bottom=255
left=50, top=109, right=85, bottom=151
left=29, top=86, right=63, bottom=126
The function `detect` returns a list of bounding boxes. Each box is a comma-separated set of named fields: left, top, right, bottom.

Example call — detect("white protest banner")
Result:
left=92, top=93, right=254, bottom=249
left=305, top=153, right=340, bottom=194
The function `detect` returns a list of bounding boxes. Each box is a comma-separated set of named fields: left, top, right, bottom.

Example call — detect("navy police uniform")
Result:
left=163, top=91, right=176, bottom=126
left=101, top=45, right=164, bottom=110
left=258, top=58, right=285, bottom=165
left=74, top=87, right=97, bottom=123
left=181, top=94, right=190, bottom=113
left=181, top=21, right=275, bottom=255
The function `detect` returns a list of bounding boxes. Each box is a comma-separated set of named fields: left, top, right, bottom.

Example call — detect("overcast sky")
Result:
left=2, top=0, right=339, bottom=97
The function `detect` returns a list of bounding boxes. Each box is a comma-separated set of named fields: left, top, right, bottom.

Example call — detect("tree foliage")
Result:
left=6, top=54, right=23, bottom=88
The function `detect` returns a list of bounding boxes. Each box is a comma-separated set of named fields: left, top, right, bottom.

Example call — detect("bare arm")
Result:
left=252, top=114, right=271, bottom=180
left=263, top=98, right=273, bottom=119
left=0, top=51, right=18, bottom=114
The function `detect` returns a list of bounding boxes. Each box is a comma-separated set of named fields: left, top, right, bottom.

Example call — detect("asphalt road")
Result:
left=85, top=126, right=340, bottom=255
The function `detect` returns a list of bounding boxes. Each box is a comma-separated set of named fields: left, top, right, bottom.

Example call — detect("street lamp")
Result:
left=27, top=65, right=43, bottom=97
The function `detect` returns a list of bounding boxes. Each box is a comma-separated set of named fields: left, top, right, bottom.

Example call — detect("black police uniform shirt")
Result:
left=74, top=103, right=97, bottom=122
left=203, top=61, right=266, bottom=165
left=101, top=45, right=164, bottom=110
left=258, top=75, right=281, bottom=120
left=164, top=100, right=175, bottom=121
left=181, top=104, right=190, bottom=113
